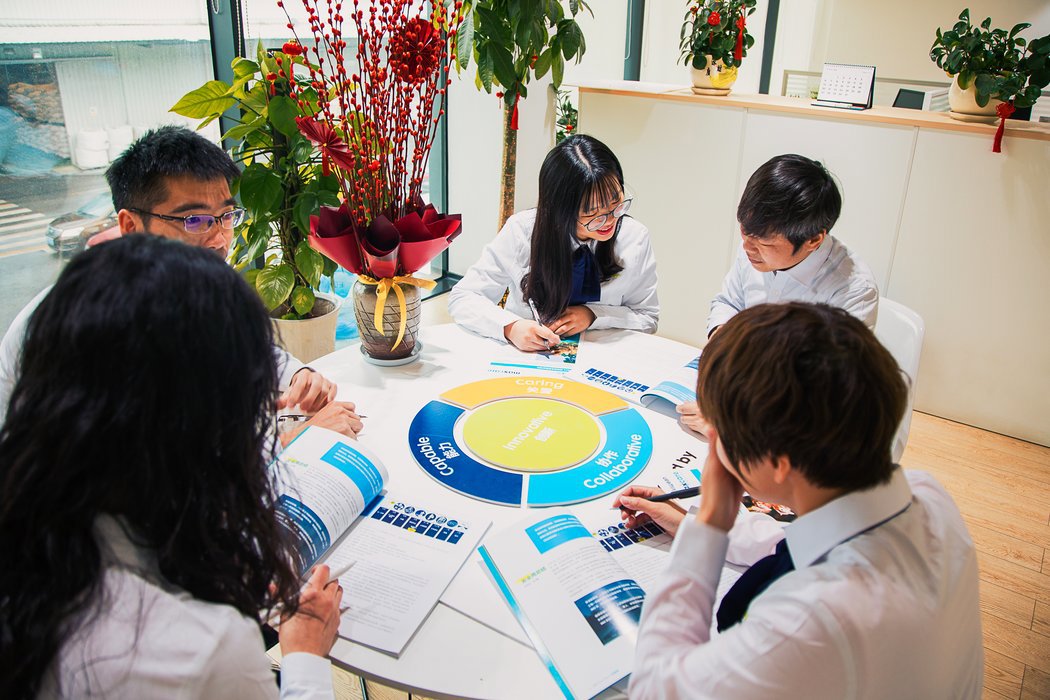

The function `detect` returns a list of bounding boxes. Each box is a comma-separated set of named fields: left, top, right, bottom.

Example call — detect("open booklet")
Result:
left=476, top=510, right=688, bottom=699
left=274, top=427, right=490, bottom=656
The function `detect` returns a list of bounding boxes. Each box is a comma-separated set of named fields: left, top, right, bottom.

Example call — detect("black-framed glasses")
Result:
left=578, top=197, right=633, bottom=232
left=130, top=207, right=246, bottom=235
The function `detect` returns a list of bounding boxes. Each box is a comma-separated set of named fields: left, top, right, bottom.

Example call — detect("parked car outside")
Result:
left=45, top=193, right=117, bottom=254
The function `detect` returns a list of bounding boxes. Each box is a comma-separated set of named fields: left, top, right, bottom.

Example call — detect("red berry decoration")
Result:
left=387, top=17, right=440, bottom=84
left=708, top=11, right=721, bottom=25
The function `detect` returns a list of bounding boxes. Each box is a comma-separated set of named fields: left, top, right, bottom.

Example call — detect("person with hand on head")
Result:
left=0, top=235, right=343, bottom=699
left=448, top=134, right=659, bottom=351
left=677, top=153, right=879, bottom=437
left=0, top=125, right=360, bottom=442
left=628, top=302, right=982, bottom=699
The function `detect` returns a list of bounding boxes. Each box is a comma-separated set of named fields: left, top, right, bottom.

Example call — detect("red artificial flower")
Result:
left=388, top=17, right=441, bottom=84
left=565, top=124, right=574, bottom=132
left=282, top=41, right=304, bottom=56
left=295, top=116, right=356, bottom=176
left=708, top=11, right=721, bottom=25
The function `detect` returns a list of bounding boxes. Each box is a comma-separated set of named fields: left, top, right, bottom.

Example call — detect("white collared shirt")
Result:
left=629, top=469, right=983, bottom=700
left=447, top=209, right=659, bottom=342
left=708, top=235, right=879, bottom=335
left=0, top=286, right=305, bottom=423
left=40, top=516, right=333, bottom=699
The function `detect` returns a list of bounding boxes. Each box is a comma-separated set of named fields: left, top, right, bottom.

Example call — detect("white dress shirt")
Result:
left=447, top=209, right=659, bottom=342
left=0, top=286, right=305, bottom=423
left=708, top=235, right=879, bottom=335
left=40, top=516, right=333, bottom=699
left=629, top=469, right=983, bottom=700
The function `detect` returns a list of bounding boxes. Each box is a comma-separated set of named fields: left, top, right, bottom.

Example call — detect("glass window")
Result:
left=0, top=1, right=216, bottom=330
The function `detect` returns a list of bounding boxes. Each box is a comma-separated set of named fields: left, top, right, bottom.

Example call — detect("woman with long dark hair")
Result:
left=449, top=134, right=658, bottom=350
left=0, top=235, right=341, bottom=698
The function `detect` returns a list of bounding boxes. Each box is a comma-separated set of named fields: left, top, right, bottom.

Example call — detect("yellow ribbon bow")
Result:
left=358, top=275, right=437, bottom=349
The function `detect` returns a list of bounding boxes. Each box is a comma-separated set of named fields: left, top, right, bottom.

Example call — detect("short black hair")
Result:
left=737, top=154, right=842, bottom=252
left=105, top=125, right=239, bottom=212
left=698, top=302, right=906, bottom=492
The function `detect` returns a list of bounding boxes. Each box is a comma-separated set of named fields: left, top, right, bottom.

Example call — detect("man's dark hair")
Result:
left=736, top=154, right=842, bottom=252
left=105, top=125, right=238, bottom=212
left=698, top=302, right=906, bottom=491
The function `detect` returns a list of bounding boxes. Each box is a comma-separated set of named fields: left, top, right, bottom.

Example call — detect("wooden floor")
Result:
left=901, top=412, right=1050, bottom=700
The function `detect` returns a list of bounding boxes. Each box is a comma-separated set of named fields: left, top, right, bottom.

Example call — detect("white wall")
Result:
left=770, top=0, right=1050, bottom=91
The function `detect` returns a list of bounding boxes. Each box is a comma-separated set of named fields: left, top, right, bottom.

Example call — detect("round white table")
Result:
left=309, top=323, right=705, bottom=699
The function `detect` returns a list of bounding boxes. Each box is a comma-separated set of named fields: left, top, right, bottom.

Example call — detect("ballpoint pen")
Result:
left=527, top=298, right=551, bottom=349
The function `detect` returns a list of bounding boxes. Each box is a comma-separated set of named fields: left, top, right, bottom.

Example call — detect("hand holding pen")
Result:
left=503, top=300, right=561, bottom=352
left=613, top=485, right=691, bottom=537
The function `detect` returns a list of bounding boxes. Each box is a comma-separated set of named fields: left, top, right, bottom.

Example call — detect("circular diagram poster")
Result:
left=408, top=376, right=653, bottom=506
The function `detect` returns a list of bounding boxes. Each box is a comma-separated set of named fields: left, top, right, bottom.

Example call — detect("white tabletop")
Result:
left=309, top=323, right=706, bottom=699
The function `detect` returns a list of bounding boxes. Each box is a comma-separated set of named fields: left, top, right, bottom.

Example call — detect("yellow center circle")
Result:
left=461, top=398, right=600, bottom=473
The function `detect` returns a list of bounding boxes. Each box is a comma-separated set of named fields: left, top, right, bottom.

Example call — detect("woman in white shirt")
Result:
left=448, top=134, right=659, bottom=350
left=0, top=235, right=340, bottom=699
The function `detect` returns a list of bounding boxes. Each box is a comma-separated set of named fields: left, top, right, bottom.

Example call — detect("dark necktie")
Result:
left=716, top=538, right=795, bottom=631
left=569, top=245, right=602, bottom=306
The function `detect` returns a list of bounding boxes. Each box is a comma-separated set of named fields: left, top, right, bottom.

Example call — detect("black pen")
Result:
left=646, top=486, right=700, bottom=502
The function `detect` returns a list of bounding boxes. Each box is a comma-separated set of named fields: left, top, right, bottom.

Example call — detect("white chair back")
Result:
left=873, top=298, right=925, bottom=463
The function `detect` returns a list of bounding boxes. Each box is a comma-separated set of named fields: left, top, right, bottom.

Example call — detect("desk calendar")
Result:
left=812, top=62, right=876, bottom=110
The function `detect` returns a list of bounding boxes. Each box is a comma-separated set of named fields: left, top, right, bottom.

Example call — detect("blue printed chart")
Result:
left=408, top=377, right=653, bottom=506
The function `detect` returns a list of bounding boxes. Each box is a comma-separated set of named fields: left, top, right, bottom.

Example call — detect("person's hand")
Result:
left=548, top=305, right=596, bottom=337
left=278, top=368, right=338, bottom=414
left=697, top=427, right=745, bottom=532
left=613, top=485, right=688, bottom=537
left=504, top=319, right=560, bottom=352
left=280, top=401, right=362, bottom=446
left=279, top=565, right=343, bottom=657
left=677, top=400, right=711, bottom=439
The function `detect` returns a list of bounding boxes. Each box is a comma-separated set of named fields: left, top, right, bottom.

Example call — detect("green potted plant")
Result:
left=931, top=10, right=1050, bottom=123
left=680, top=0, right=757, bottom=95
left=458, top=0, right=590, bottom=227
left=171, top=42, right=342, bottom=361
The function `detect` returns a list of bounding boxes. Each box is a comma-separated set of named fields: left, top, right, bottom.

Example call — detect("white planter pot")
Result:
left=690, top=57, right=738, bottom=96
left=272, top=292, right=340, bottom=363
left=948, top=75, right=1003, bottom=121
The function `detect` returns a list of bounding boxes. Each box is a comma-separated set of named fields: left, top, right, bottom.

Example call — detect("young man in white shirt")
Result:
left=625, top=302, right=982, bottom=699
left=679, top=154, right=879, bottom=432
left=0, top=126, right=360, bottom=442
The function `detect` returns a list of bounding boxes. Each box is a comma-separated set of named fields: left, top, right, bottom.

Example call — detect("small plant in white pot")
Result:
left=930, top=9, right=1050, bottom=147
left=680, top=0, right=757, bottom=95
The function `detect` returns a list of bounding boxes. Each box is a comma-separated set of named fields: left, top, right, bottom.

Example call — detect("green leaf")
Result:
left=244, top=268, right=261, bottom=287
left=476, top=6, right=511, bottom=47
left=239, top=219, right=272, bottom=264
left=255, top=263, right=295, bottom=310
left=490, top=44, right=518, bottom=88
left=534, top=48, right=553, bottom=78
left=232, top=58, right=259, bottom=82
left=457, top=8, right=475, bottom=69
left=223, top=114, right=266, bottom=142
left=170, top=81, right=234, bottom=119
left=557, top=20, right=583, bottom=60
left=294, top=240, right=325, bottom=289
left=973, top=73, right=997, bottom=97
left=238, top=164, right=284, bottom=215
left=291, top=285, right=316, bottom=316
left=268, top=95, right=300, bottom=138
left=551, top=52, right=564, bottom=88
left=477, top=49, right=495, bottom=92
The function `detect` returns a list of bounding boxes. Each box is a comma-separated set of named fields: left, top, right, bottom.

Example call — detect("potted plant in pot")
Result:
left=171, top=42, right=343, bottom=362
left=680, top=0, right=757, bottom=95
left=287, top=0, right=464, bottom=365
left=931, top=9, right=1050, bottom=147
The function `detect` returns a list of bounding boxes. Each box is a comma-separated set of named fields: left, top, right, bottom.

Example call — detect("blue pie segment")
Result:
left=525, top=408, right=653, bottom=506
left=408, top=400, right=524, bottom=506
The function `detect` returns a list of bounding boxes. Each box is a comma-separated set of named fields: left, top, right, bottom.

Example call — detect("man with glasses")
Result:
left=0, top=126, right=360, bottom=444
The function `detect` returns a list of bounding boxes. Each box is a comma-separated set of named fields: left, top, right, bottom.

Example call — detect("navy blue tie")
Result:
left=716, top=538, right=795, bottom=631
left=569, top=245, right=602, bottom=306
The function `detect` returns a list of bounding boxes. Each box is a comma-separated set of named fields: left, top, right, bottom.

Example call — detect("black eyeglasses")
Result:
left=578, top=197, right=633, bottom=232
left=130, top=207, right=246, bottom=235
